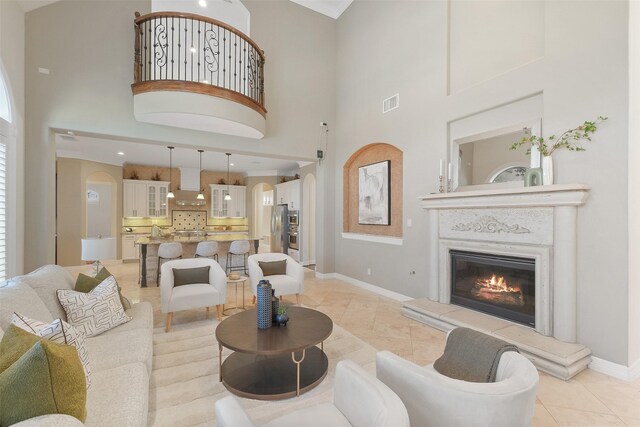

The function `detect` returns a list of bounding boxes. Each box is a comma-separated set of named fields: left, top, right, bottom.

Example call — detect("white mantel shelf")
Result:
left=418, top=184, right=590, bottom=209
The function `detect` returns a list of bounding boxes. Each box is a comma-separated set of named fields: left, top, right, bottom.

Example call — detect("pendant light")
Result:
left=167, top=146, right=175, bottom=199
left=197, top=149, right=205, bottom=200
left=224, top=153, right=232, bottom=201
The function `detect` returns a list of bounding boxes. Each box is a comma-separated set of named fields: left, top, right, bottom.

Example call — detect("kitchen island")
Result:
left=135, top=234, right=261, bottom=286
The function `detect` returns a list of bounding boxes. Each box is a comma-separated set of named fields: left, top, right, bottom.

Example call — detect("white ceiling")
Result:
left=18, top=0, right=353, bottom=19
left=289, top=0, right=353, bottom=19
left=55, top=133, right=304, bottom=174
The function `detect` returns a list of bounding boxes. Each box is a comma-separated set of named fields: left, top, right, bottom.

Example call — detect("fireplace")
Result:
left=450, top=250, right=535, bottom=327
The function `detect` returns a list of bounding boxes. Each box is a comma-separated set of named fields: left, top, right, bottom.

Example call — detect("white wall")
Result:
left=0, top=0, right=25, bottom=277
left=152, top=0, right=250, bottom=35
left=24, top=0, right=336, bottom=272
left=628, top=0, right=640, bottom=369
left=335, top=0, right=631, bottom=365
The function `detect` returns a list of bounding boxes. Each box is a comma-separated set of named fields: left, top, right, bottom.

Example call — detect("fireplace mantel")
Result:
left=418, top=184, right=589, bottom=209
left=408, top=183, right=592, bottom=379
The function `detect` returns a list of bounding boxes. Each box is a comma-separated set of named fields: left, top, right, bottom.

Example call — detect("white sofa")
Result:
left=0, top=265, right=153, bottom=426
left=215, top=359, right=410, bottom=427
left=248, top=253, right=304, bottom=305
left=376, top=349, right=539, bottom=427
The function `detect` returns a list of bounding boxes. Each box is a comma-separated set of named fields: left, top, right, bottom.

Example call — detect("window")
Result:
left=0, top=65, right=11, bottom=281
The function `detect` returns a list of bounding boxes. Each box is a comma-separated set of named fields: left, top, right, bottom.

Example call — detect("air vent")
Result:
left=382, top=93, right=399, bottom=113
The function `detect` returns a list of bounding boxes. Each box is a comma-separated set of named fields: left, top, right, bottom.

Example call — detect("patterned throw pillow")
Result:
left=57, top=276, right=131, bottom=338
left=11, top=313, right=91, bottom=389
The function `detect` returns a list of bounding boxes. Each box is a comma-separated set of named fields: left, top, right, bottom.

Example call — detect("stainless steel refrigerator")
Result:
left=271, top=204, right=289, bottom=253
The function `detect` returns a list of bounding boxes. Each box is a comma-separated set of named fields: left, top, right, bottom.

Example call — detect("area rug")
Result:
left=147, top=318, right=379, bottom=426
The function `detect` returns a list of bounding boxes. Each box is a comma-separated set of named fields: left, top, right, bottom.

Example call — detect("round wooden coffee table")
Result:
left=215, top=307, right=333, bottom=400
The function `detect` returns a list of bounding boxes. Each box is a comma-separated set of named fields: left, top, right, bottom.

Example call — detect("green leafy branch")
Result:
left=511, top=116, right=608, bottom=157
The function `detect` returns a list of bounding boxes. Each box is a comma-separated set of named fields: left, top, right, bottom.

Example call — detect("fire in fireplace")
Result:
left=450, top=250, right=535, bottom=327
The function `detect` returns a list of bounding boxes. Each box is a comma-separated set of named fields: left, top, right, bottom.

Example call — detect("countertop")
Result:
left=135, top=234, right=262, bottom=245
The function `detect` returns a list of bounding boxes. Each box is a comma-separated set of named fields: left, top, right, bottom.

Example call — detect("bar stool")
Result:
left=157, top=242, right=183, bottom=283
left=226, top=240, right=250, bottom=275
left=195, top=241, right=219, bottom=261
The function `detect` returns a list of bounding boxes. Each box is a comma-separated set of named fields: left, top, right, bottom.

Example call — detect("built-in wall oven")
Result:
left=288, top=210, right=299, bottom=226
left=288, top=210, right=299, bottom=250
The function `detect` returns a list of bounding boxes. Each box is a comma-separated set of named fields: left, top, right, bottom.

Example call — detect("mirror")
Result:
left=451, top=120, right=541, bottom=191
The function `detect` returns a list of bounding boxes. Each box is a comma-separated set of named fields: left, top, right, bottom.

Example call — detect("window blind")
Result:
left=0, top=140, right=6, bottom=281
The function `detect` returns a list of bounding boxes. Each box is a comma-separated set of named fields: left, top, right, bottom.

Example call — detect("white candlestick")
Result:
left=439, top=159, right=444, bottom=176
left=448, top=162, right=453, bottom=180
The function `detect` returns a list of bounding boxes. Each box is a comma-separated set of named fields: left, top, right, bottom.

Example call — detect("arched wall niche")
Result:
left=343, top=143, right=403, bottom=237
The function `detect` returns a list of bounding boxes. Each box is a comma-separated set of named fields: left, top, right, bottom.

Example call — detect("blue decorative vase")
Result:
left=275, top=312, right=289, bottom=326
left=256, top=280, right=272, bottom=329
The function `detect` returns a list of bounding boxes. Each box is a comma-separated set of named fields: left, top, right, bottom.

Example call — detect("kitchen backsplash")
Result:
left=172, top=210, right=207, bottom=230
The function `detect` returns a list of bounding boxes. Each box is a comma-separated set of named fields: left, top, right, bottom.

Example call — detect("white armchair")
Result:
left=215, top=359, right=410, bottom=427
left=248, top=253, right=304, bottom=305
left=160, top=258, right=227, bottom=332
left=376, top=348, right=539, bottom=427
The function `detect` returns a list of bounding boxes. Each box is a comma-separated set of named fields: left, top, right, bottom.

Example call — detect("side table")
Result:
left=223, top=275, right=247, bottom=315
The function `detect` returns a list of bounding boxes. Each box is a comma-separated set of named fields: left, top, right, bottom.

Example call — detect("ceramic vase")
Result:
left=256, top=280, right=272, bottom=329
left=542, top=156, right=554, bottom=185
left=275, top=312, right=289, bottom=326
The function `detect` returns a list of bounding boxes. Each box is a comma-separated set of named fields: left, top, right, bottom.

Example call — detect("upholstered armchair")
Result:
left=160, top=258, right=227, bottom=332
left=215, top=360, right=410, bottom=427
left=376, top=347, right=539, bottom=427
left=247, top=253, right=304, bottom=305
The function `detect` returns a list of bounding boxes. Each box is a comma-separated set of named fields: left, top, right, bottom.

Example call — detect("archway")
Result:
left=302, top=173, right=316, bottom=266
left=251, top=182, right=273, bottom=252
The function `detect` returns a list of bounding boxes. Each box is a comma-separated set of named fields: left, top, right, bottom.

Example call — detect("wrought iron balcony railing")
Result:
left=132, top=12, right=266, bottom=117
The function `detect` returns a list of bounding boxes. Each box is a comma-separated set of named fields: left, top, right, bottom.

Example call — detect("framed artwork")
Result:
left=358, top=160, right=390, bottom=225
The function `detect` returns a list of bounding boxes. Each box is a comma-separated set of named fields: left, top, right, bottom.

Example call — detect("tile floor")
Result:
left=67, top=261, right=640, bottom=427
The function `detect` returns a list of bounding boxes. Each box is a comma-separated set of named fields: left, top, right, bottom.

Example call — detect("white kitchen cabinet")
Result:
left=121, top=234, right=139, bottom=260
left=210, top=184, right=246, bottom=217
left=123, top=180, right=169, bottom=218
left=275, top=180, right=301, bottom=210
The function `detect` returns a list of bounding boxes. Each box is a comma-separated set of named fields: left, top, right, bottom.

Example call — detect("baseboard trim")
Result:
left=589, top=356, right=640, bottom=381
left=314, top=271, right=336, bottom=280
left=333, top=273, right=412, bottom=302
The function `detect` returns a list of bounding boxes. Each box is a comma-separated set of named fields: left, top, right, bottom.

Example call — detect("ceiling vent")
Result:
left=382, top=94, right=399, bottom=114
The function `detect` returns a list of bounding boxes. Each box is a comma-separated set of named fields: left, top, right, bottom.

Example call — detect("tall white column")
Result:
left=428, top=209, right=440, bottom=301
left=553, top=205, right=578, bottom=342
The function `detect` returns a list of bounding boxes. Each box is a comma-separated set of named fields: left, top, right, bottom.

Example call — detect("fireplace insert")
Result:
left=450, top=250, right=535, bottom=327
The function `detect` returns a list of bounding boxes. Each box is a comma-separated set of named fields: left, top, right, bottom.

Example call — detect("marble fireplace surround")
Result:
left=404, top=184, right=592, bottom=379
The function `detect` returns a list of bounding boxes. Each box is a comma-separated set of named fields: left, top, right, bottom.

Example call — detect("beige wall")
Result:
left=245, top=175, right=279, bottom=236
left=56, top=158, right=123, bottom=266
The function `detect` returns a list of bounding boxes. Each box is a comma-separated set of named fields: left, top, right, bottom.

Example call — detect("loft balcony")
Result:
left=132, top=12, right=266, bottom=139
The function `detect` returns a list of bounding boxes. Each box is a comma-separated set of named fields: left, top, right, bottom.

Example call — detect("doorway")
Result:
left=302, top=173, right=316, bottom=266
left=252, top=182, right=274, bottom=253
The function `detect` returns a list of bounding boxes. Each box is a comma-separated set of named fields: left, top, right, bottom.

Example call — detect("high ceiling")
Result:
left=55, top=133, right=305, bottom=174
left=18, top=0, right=353, bottom=19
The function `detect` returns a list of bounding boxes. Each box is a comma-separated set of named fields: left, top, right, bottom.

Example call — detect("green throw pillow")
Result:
left=258, top=260, right=287, bottom=276
left=172, top=266, right=210, bottom=287
left=0, top=325, right=87, bottom=425
left=75, top=267, right=128, bottom=309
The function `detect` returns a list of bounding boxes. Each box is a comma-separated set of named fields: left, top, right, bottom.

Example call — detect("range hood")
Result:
left=175, top=168, right=206, bottom=206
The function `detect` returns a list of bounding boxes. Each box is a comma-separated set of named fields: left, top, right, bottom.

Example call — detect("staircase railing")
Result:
left=133, top=11, right=266, bottom=116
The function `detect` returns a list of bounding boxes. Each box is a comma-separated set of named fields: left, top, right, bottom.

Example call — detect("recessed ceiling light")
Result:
left=198, top=0, right=206, bottom=7
left=190, top=46, right=196, bottom=53
left=117, top=152, right=125, bottom=156
left=202, top=79, right=209, bottom=84
left=230, top=163, right=234, bottom=166
left=67, top=131, right=75, bottom=136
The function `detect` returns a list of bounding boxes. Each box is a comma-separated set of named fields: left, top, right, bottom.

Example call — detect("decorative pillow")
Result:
left=75, top=267, right=129, bottom=309
left=0, top=325, right=87, bottom=425
left=172, top=266, right=210, bottom=287
left=259, top=260, right=287, bottom=276
left=57, top=276, right=131, bottom=337
left=11, top=313, right=91, bottom=388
